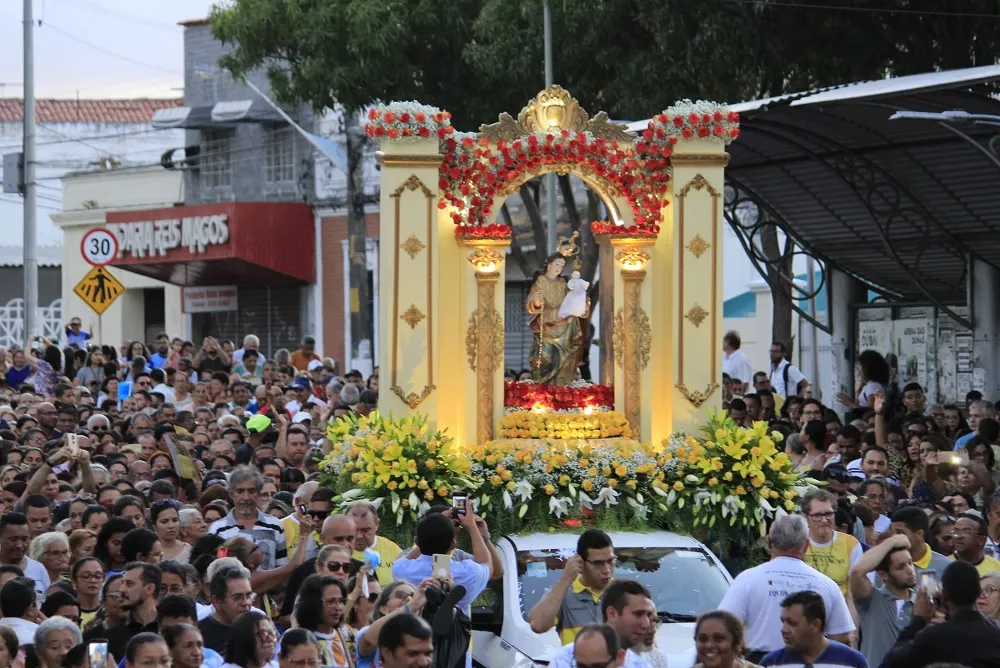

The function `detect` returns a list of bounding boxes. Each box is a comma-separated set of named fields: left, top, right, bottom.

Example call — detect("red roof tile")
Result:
left=0, top=98, right=183, bottom=124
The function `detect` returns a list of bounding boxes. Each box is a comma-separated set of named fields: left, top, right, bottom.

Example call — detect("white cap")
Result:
left=307, top=359, right=324, bottom=372
left=292, top=411, right=312, bottom=424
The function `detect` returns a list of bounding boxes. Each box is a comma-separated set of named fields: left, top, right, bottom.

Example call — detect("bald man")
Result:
left=279, top=513, right=356, bottom=625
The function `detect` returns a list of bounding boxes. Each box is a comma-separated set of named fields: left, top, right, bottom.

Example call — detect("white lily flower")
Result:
left=578, top=491, right=596, bottom=510
left=502, top=490, right=513, bottom=510
left=685, top=474, right=699, bottom=483
left=594, top=488, right=620, bottom=507
left=549, top=496, right=572, bottom=518
left=514, top=480, right=534, bottom=502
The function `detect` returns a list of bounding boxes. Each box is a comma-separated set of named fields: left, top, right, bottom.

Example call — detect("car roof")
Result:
left=503, top=531, right=707, bottom=552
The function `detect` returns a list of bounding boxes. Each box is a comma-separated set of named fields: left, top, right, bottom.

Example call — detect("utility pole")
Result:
left=543, top=0, right=557, bottom=254
left=22, top=0, right=37, bottom=348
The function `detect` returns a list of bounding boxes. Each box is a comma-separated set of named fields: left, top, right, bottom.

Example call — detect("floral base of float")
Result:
left=321, top=411, right=809, bottom=557
left=504, top=380, right=614, bottom=412
left=498, top=410, right=631, bottom=440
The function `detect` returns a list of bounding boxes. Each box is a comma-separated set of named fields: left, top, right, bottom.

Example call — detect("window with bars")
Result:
left=201, top=129, right=233, bottom=189
left=265, top=128, right=295, bottom=184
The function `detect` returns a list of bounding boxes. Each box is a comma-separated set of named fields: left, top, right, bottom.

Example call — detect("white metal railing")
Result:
left=0, top=298, right=63, bottom=348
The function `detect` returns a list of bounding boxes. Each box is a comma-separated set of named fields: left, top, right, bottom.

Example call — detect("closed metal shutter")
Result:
left=197, top=286, right=302, bottom=358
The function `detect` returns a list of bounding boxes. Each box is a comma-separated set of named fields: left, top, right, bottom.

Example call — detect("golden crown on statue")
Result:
left=557, top=231, right=580, bottom=258
left=556, top=231, right=582, bottom=269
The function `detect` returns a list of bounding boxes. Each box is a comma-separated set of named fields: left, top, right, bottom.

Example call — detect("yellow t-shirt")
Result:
left=282, top=515, right=320, bottom=555
left=948, top=553, right=1000, bottom=576
left=353, top=535, right=402, bottom=586
left=804, top=532, right=861, bottom=597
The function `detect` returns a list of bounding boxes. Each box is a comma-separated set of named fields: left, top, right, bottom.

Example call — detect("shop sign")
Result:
left=182, top=286, right=239, bottom=313
left=106, top=214, right=230, bottom=258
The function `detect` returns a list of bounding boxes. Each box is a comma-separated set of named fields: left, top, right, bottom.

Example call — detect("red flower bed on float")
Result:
left=504, top=381, right=615, bottom=412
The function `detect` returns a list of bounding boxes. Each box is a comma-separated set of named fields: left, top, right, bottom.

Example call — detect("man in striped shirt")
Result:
left=208, top=466, right=287, bottom=570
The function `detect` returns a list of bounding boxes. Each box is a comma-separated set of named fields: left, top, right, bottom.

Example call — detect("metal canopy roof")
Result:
left=633, top=65, right=1000, bottom=309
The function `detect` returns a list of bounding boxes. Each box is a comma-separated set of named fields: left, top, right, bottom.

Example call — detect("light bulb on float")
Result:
left=615, top=247, right=651, bottom=273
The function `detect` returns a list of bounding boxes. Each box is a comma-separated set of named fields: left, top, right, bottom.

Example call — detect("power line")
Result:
left=0, top=127, right=175, bottom=152
left=0, top=196, right=60, bottom=211
left=48, top=0, right=179, bottom=32
left=713, top=0, right=1000, bottom=19
left=39, top=22, right=182, bottom=75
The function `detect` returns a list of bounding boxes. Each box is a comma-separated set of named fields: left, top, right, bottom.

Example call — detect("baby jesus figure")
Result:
left=558, top=270, right=590, bottom=319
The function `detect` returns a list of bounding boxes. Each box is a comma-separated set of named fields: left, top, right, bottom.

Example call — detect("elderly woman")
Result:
left=33, top=616, right=82, bottom=668
left=28, top=532, right=70, bottom=585
left=179, top=508, right=208, bottom=547
left=979, top=571, right=1000, bottom=622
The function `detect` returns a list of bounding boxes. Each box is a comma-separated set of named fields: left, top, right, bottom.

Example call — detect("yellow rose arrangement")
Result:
left=497, top=410, right=632, bottom=440
left=320, top=412, right=477, bottom=546
left=661, top=411, right=807, bottom=540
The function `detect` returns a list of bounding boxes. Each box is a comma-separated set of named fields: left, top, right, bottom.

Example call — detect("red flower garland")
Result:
left=441, top=130, right=668, bottom=235
left=365, top=104, right=455, bottom=142
left=504, top=381, right=615, bottom=412
left=454, top=223, right=512, bottom=240
left=590, top=220, right=659, bottom=237
left=648, top=102, right=740, bottom=143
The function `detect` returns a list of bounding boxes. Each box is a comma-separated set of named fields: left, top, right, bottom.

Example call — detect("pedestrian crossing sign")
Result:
left=74, top=266, right=125, bottom=315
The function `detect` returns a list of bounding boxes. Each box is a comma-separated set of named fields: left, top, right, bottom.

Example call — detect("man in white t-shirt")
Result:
left=719, top=514, right=854, bottom=664
left=768, top=341, right=808, bottom=399
left=722, top=331, right=753, bottom=395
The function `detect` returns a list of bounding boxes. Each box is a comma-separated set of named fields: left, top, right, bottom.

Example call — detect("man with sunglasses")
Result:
left=278, top=513, right=356, bottom=628
left=528, top=529, right=616, bottom=645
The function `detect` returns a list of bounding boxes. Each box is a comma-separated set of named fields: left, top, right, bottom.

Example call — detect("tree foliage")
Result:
left=208, top=0, right=1000, bottom=359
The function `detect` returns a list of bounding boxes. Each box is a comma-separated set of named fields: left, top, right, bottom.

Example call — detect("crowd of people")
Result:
left=718, top=332, right=1000, bottom=668
left=0, top=320, right=995, bottom=668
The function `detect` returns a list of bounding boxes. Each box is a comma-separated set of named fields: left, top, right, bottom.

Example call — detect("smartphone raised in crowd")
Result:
left=452, top=495, right=467, bottom=516
left=88, top=642, right=108, bottom=668
left=433, top=553, right=451, bottom=579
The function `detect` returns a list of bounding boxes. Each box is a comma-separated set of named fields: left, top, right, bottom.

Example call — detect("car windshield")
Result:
left=516, top=546, right=729, bottom=619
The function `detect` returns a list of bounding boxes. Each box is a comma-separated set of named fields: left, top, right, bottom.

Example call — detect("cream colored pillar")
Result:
left=375, top=140, right=449, bottom=424
left=669, top=139, right=728, bottom=430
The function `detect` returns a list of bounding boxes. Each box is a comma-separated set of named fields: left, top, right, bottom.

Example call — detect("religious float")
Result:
left=321, top=88, right=806, bottom=553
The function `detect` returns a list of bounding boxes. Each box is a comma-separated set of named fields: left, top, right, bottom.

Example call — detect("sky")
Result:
left=0, top=0, right=216, bottom=100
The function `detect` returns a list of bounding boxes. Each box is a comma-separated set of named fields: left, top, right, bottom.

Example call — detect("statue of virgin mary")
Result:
left=526, top=233, right=589, bottom=385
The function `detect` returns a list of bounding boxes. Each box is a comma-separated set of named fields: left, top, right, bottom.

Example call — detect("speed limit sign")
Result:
left=80, top=228, right=119, bottom=267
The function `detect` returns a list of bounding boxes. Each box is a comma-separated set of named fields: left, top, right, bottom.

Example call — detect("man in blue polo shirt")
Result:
left=761, top=591, right=868, bottom=668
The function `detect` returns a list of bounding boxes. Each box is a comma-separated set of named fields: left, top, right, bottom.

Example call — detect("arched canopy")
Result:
left=629, top=65, right=1000, bottom=313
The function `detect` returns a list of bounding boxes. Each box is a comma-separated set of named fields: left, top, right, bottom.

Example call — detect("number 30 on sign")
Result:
left=80, top=228, right=119, bottom=267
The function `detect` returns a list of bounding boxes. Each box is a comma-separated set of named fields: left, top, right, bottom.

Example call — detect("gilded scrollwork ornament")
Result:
left=611, top=307, right=651, bottom=370
left=479, top=85, right=634, bottom=143
left=465, top=309, right=505, bottom=371
left=675, top=382, right=719, bottom=408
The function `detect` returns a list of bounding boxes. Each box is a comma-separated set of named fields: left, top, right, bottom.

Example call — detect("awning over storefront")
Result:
left=104, top=202, right=315, bottom=286
left=151, top=100, right=285, bottom=129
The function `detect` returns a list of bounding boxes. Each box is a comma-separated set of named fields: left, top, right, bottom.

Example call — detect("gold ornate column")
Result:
left=610, top=240, right=653, bottom=436
left=464, top=246, right=506, bottom=443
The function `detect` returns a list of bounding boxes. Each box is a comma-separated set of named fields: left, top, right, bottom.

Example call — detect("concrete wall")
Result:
left=50, top=167, right=186, bottom=346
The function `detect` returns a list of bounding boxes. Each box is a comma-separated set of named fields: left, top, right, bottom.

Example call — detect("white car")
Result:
left=470, top=531, right=733, bottom=667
